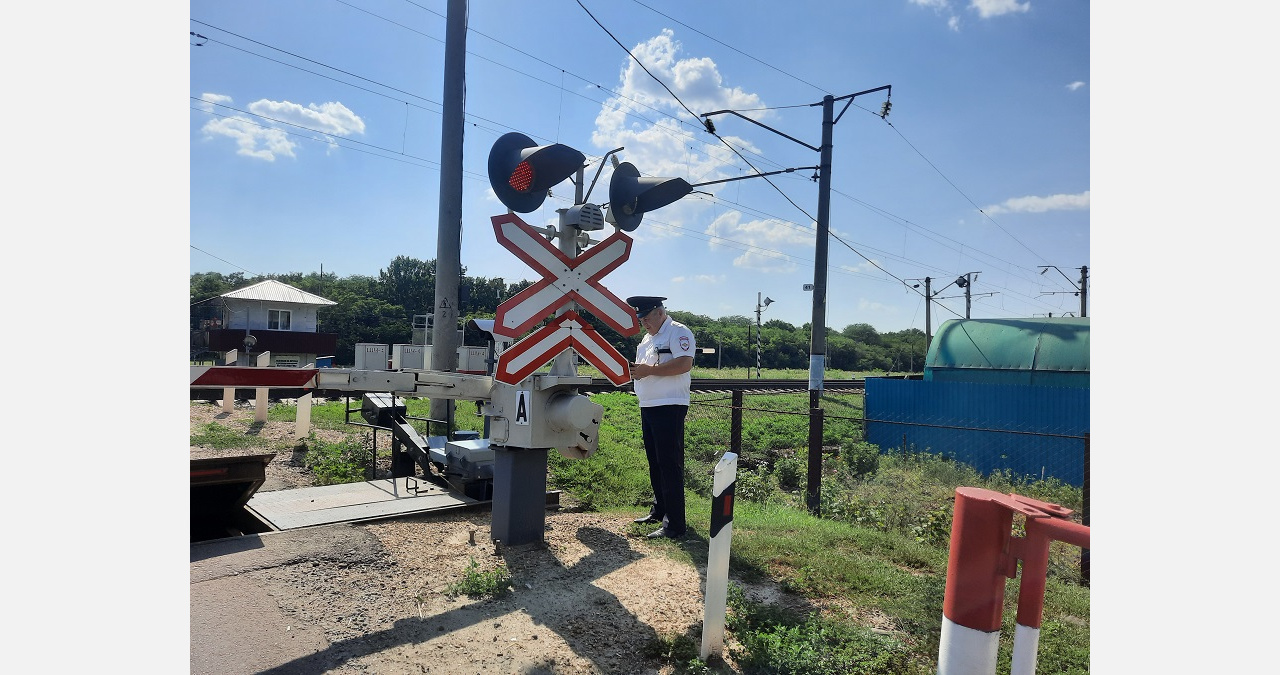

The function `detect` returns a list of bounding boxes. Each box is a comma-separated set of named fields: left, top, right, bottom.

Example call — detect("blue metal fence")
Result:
left=865, top=378, right=1089, bottom=486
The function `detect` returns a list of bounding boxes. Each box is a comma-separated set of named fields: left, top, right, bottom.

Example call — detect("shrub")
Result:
left=841, top=441, right=881, bottom=479
left=684, top=463, right=713, bottom=498
left=773, top=455, right=806, bottom=491
left=909, top=504, right=953, bottom=548
left=735, top=468, right=774, bottom=503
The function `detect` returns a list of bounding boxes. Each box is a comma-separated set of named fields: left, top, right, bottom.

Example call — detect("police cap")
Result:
left=625, top=296, right=666, bottom=320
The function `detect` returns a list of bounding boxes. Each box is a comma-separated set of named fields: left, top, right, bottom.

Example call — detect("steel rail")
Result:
left=190, top=376, right=898, bottom=401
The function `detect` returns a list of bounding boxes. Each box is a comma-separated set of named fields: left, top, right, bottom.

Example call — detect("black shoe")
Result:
left=646, top=526, right=685, bottom=539
left=633, top=514, right=660, bottom=524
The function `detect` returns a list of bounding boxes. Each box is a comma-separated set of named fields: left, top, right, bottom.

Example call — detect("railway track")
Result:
left=582, top=378, right=868, bottom=394
left=190, top=376, right=890, bottom=401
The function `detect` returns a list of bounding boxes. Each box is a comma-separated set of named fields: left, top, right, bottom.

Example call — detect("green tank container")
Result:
left=923, top=317, right=1089, bottom=388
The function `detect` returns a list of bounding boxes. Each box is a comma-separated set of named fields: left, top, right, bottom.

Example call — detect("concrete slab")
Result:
left=247, top=477, right=480, bottom=530
left=190, top=523, right=385, bottom=674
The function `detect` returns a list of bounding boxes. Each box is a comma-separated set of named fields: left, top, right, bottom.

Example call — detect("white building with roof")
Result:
left=192, top=279, right=338, bottom=367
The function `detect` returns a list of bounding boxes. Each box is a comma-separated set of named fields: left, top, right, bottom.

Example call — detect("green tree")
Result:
left=190, top=271, right=243, bottom=305
left=841, top=322, right=882, bottom=346
left=378, top=256, right=435, bottom=321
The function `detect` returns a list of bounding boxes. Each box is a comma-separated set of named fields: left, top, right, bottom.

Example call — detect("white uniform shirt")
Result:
left=633, top=315, right=696, bottom=407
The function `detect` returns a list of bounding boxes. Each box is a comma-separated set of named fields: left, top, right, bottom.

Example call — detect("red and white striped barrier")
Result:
left=938, top=487, right=1090, bottom=675
left=191, top=365, right=320, bottom=433
left=190, top=366, right=318, bottom=388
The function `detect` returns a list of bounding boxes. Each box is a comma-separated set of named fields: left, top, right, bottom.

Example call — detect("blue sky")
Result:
left=188, top=0, right=1090, bottom=334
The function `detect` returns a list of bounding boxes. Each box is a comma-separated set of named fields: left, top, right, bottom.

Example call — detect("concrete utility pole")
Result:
left=924, top=276, right=932, bottom=353
left=964, top=273, right=972, bottom=319
left=1078, top=265, right=1088, bottom=317
left=1038, top=265, right=1089, bottom=318
left=703, top=84, right=891, bottom=516
left=429, top=0, right=467, bottom=434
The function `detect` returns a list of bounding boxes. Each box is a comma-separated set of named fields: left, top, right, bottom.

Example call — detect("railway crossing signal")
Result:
left=484, top=133, right=696, bottom=389
left=607, top=161, right=693, bottom=232
left=488, top=132, right=585, bottom=213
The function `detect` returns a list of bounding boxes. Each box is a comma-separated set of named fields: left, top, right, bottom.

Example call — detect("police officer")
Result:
left=625, top=296, right=696, bottom=539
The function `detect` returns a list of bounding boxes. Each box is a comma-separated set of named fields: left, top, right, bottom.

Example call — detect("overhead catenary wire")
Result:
left=626, top=0, right=830, bottom=95
left=191, top=7, right=1082, bottom=320
left=575, top=0, right=818, bottom=224
left=192, top=15, right=1050, bottom=294
left=192, top=16, right=782, bottom=175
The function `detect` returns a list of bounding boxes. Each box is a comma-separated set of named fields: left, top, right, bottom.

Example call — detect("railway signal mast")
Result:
left=481, top=132, right=691, bottom=543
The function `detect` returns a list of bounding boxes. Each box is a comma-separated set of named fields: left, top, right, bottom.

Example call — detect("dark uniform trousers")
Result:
left=640, top=404, right=689, bottom=534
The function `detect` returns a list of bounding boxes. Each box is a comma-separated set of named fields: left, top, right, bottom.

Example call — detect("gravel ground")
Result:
left=189, top=400, right=771, bottom=674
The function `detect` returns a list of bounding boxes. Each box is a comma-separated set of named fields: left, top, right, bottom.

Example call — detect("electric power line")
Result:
left=192, top=9, right=1081, bottom=317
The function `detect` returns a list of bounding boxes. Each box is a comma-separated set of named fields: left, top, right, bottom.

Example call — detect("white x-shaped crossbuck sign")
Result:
left=493, top=310, right=631, bottom=386
left=490, top=213, right=640, bottom=339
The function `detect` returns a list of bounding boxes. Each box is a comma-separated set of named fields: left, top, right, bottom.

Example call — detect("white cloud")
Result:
left=835, top=260, right=882, bottom=276
left=672, top=274, right=725, bottom=285
left=704, top=210, right=808, bottom=273
left=982, top=190, right=1089, bottom=215
left=1066, top=81, right=1087, bottom=91
left=196, top=93, right=232, bottom=113
left=201, top=116, right=297, bottom=162
left=247, top=99, right=365, bottom=137
left=910, top=0, right=961, bottom=30
left=913, top=0, right=1031, bottom=26
left=198, top=96, right=365, bottom=162
left=593, top=29, right=764, bottom=179
left=969, top=0, right=1030, bottom=19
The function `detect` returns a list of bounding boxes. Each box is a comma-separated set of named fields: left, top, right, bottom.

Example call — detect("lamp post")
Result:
left=243, top=334, right=257, bottom=367
left=755, top=293, right=773, bottom=379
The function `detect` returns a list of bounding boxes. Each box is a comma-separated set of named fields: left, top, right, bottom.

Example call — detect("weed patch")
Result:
left=444, top=557, right=511, bottom=599
left=190, top=421, right=265, bottom=450
left=726, top=583, right=928, bottom=675
left=304, top=436, right=369, bottom=485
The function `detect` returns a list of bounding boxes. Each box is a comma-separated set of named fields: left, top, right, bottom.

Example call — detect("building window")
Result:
left=269, top=309, right=292, bottom=331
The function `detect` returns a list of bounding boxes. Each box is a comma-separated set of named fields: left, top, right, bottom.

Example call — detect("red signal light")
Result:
left=509, top=161, right=534, bottom=192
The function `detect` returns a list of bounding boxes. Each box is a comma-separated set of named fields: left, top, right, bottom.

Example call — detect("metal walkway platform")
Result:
left=247, top=477, right=482, bottom=531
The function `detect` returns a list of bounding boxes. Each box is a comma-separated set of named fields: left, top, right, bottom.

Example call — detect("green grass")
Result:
left=190, top=421, right=267, bottom=450
left=727, top=581, right=927, bottom=675
left=195, top=385, right=1086, bottom=673
left=547, top=388, right=1087, bottom=672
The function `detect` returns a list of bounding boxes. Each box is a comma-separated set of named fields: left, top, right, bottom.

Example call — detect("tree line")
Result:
left=190, top=256, right=927, bottom=373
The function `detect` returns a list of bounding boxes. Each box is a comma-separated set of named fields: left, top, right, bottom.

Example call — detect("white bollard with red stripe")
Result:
left=700, top=451, right=738, bottom=660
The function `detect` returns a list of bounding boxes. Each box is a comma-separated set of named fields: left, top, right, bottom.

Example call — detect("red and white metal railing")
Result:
left=938, top=487, right=1090, bottom=675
